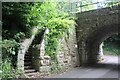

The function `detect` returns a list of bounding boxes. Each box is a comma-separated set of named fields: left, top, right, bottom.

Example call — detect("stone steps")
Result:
left=24, top=59, right=32, bottom=62
left=24, top=62, right=32, bottom=66
left=25, top=69, right=36, bottom=73
left=25, top=72, right=38, bottom=77
left=25, top=55, right=31, bottom=57
left=24, top=52, right=37, bottom=78
left=24, top=66, right=33, bottom=69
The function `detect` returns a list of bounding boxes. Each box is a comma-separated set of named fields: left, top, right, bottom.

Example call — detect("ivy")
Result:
left=46, top=18, right=75, bottom=60
left=28, top=1, right=76, bottom=60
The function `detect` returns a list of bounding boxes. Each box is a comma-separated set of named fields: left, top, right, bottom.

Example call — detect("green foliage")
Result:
left=29, top=2, right=76, bottom=60
left=1, top=59, right=22, bottom=78
left=23, top=2, right=76, bottom=74
left=1, top=39, right=21, bottom=78
left=104, top=34, right=120, bottom=55
left=103, top=42, right=120, bottom=55
left=45, top=18, right=75, bottom=59
left=1, top=39, right=20, bottom=59
left=51, top=61, right=61, bottom=73
left=2, top=2, right=36, bottom=38
left=1, top=39, right=20, bottom=68
left=2, top=2, right=39, bottom=71
left=81, top=0, right=94, bottom=12
left=2, top=1, right=76, bottom=73
left=106, top=1, right=120, bottom=8
left=14, top=32, right=25, bottom=42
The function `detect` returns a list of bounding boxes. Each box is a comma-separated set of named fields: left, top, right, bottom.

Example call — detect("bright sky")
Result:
left=93, top=0, right=106, bottom=2
left=92, top=0, right=106, bottom=9
left=98, top=0, right=105, bottom=2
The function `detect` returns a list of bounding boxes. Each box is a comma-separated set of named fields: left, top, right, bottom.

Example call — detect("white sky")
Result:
left=92, top=0, right=120, bottom=2
left=98, top=0, right=105, bottom=2
left=92, top=0, right=106, bottom=2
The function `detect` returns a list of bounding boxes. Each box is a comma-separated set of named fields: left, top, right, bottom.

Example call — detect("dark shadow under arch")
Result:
left=85, top=24, right=120, bottom=65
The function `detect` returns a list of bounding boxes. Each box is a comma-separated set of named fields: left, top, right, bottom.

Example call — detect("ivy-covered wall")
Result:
left=29, top=26, right=79, bottom=73
left=57, top=25, right=79, bottom=70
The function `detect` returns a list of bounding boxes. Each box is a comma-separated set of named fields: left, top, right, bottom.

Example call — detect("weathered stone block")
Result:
left=58, top=54, right=64, bottom=58
left=39, top=56, right=44, bottom=60
left=40, top=59, right=50, bottom=66
left=63, top=60, right=68, bottom=63
left=44, top=56, right=50, bottom=60
left=39, top=66, right=51, bottom=72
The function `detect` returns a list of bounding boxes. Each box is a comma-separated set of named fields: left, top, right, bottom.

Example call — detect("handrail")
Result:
left=79, top=1, right=120, bottom=8
left=69, top=1, right=120, bottom=13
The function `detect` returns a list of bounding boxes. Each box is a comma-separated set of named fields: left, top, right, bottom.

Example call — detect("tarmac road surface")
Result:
left=47, top=55, right=119, bottom=78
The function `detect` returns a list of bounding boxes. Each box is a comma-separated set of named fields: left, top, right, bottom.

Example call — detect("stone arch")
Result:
left=85, top=23, right=119, bottom=65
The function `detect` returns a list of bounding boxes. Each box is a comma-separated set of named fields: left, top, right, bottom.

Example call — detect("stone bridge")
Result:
left=76, top=5, right=120, bottom=65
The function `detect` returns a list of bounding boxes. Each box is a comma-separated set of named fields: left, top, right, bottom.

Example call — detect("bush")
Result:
left=1, top=39, right=20, bottom=67
left=1, top=39, right=20, bottom=59
left=1, top=59, right=22, bottom=78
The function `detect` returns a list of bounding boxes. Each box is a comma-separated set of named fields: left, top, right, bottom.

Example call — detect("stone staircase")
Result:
left=24, top=49, right=37, bottom=78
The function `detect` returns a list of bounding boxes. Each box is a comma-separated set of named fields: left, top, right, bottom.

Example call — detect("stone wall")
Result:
left=31, top=26, right=79, bottom=73
left=57, top=26, right=79, bottom=70
left=17, top=34, right=36, bottom=71
left=31, top=29, right=51, bottom=73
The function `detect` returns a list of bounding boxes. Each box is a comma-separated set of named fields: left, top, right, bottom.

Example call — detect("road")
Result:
left=47, top=55, right=119, bottom=78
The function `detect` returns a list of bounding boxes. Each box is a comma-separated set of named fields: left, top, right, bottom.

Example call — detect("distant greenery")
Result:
left=103, top=42, right=119, bottom=56
left=107, top=1, right=120, bottom=8
left=103, top=34, right=120, bottom=56
left=76, top=0, right=120, bottom=12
